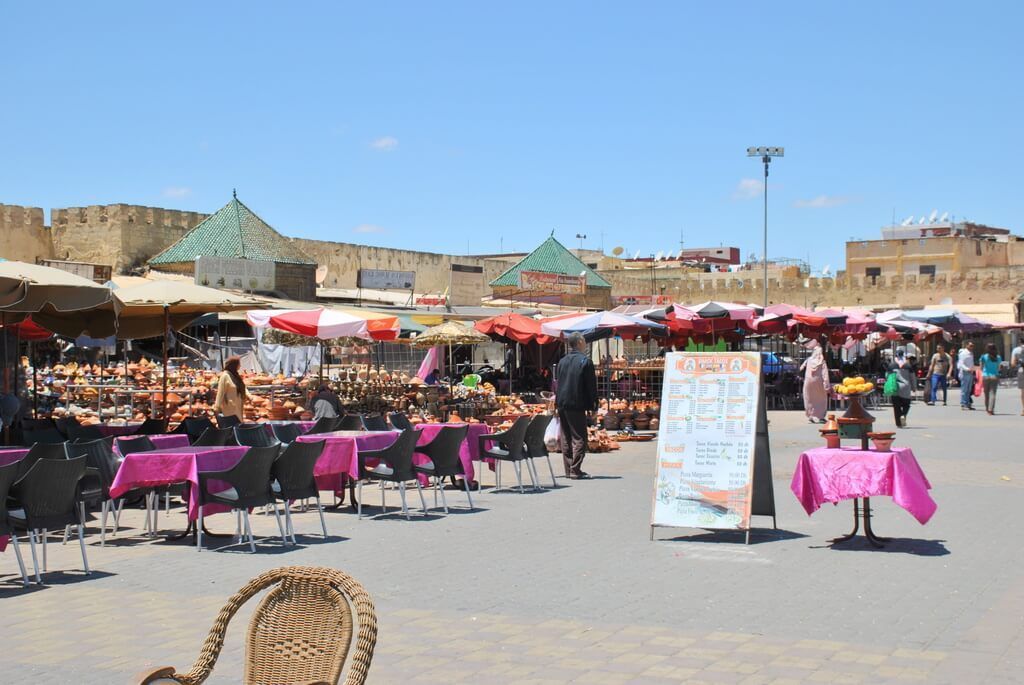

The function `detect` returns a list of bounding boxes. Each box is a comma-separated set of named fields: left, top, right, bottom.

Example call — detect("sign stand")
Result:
left=649, top=352, right=777, bottom=545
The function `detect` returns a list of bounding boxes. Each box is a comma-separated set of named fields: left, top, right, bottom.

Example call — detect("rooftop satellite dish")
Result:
left=939, top=212, right=949, bottom=222
left=315, top=265, right=328, bottom=286
left=928, top=210, right=938, bottom=223
left=918, top=217, right=927, bottom=225
left=654, top=251, right=663, bottom=261
left=632, top=250, right=641, bottom=259
left=612, top=246, right=624, bottom=256
left=822, top=264, right=832, bottom=277
left=902, top=215, right=914, bottom=226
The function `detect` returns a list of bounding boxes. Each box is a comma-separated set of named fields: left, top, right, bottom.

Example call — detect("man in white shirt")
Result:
left=957, top=342, right=976, bottom=410
left=1012, top=343, right=1024, bottom=416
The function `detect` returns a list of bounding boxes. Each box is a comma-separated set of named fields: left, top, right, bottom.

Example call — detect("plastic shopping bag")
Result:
left=544, top=415, right=561, bottom=452
left=973, top=369, right=983, bottom=397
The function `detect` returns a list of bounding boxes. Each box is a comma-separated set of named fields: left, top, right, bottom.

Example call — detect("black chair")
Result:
left=413, top=425, right=472, bottom=512
left=388, top=412, right=413, bottom=431
left=9, top=456, right=89, bottom=584
left=361, top=414, right=388, bottom=432
left=192, top=427, right=235, bottom=447
left=21, top=418, right=57, bottom=432
left=478, top=416, right=534, bottom=493
left=271, top=440, right=328, bottom=543
left=523, top=414, right=557, bottom=488
left=306, top=416, right=340, bottom=435
left=15, top=442, right=70, bottom=481
left=196, top=445, right=285, bottom=552
left=182, top=418, right=215, bottom=444
left=22, top=427, right=66, bottom=447
left=117, top=435, right=156, bottom=456
left=71, top=437, right=123, bottom=545
left=66, top=422, right=104, bottom=442
left=136, top=418, right=168, bottom=435
left=54, top=417, right=80, bottom=437
left=337, top=414, right=365, bottom=432
left=234, top=424, right=279, bottom=449
left=216, top=414, right=241, bottom=430
left=270, top=422, right=305, bottom=446
left=0, top=462, right=30, bottom=586
left=357, top=429, right=425, bottom=520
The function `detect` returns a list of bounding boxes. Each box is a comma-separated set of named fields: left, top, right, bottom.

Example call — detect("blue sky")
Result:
left=2, top=2, right=1021, bottom=272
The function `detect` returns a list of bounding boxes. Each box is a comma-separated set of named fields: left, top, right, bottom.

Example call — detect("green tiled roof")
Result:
left=150, top=194, right=315, bottom=266
left=490, top=235, right=611, bottom=288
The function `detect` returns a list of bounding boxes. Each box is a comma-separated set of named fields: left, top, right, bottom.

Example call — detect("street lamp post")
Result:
left=747, top=146, right=784, bottom=307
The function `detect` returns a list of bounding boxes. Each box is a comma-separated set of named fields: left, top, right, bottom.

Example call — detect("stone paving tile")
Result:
left=1, top=397, right=1023, bottom=682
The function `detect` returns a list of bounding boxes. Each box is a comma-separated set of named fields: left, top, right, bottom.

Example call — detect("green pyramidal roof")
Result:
left=490, top=235, right=611, bottom=288
left=149, top=195, right=315, bottom=266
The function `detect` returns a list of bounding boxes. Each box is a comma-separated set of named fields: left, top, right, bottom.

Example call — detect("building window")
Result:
left=865, top=267, right=881, bottom=284
left=919, top=265, right=936, bottom=282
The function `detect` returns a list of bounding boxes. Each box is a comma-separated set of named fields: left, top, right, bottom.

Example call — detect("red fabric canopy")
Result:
left=475, top=313, right=557, bottom=345
left=0, top=317, right=53, bottom=341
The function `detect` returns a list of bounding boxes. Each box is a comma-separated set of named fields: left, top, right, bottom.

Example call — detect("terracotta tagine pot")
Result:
left=819, top=429, right=841, bottom=449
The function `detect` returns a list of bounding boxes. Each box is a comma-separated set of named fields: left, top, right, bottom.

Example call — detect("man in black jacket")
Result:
left=555, top=332, right=598, bottom=479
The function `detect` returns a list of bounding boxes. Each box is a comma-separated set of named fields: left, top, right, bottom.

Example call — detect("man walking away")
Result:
left=928, top=344, right=953, bottom=406
left=1013, top=342, right=1024, bottom=416
left=958, top=342, right=976, bottom=410
left=555, top=332, right=598, bottom=479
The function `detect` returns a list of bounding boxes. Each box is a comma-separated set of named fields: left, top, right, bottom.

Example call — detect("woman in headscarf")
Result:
left=799, top=338, right=831, bottom=423
left=888, top=347, right=915, bottom=428
left=212, top=355, right=246, bottom=423
left=311, top=381, right=343, bottom=420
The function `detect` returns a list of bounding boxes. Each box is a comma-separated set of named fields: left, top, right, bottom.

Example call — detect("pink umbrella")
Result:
left=246, top=308, right=372, bottom=340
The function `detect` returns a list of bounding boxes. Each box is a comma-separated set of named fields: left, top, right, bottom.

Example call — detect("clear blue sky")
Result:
left=3, top=2, right=1021, bottom=273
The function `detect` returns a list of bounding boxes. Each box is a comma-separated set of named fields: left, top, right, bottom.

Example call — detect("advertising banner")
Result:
left=518, top=270, right=586, bottom=295
left=651, top=352, right=761, bottom=531
left=357, top=269, right=415, bottom=290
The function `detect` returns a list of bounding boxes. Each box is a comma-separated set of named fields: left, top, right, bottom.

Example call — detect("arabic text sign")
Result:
left=518, top=270, right=586, bottom=295
left=195, top=256, right=275, bottom=292
left=357, top=269, right=415, bottom=290
left=651, top=352, right=761, bottom=530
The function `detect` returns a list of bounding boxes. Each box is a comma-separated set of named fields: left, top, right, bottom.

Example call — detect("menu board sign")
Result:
left=651, top=352, right=761, bottom=531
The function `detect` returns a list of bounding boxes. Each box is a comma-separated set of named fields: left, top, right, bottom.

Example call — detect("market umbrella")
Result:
left=898, top=308, right=991, bottom=334
left=685, top=301, right=762, bottom=320
left=0, top=259, right=112, bottom=313
left=412, top=320, right=490, bottom=390
left=539, top=311, right=667, bottom=342
left=475, top=312, right=558, bottom=346
left=247, top=308, right=373, bottom=341
left=673, top=302, right=758, bottom=336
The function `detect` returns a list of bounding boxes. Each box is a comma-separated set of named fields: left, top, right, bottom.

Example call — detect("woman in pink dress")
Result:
left=800, top=341, right=831, bottom=423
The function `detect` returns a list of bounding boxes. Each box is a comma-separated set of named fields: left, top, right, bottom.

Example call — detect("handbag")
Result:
left=973, top=369, right=983, bottom=397
left=883, top=371, right=899, bottom=396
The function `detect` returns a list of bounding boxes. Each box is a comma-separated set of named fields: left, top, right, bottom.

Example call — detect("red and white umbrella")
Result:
left=247, top=307, right=373, bottom=341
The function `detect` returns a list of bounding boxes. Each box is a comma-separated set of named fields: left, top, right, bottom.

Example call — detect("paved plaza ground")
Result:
left=1, top=388, right=1023, bottom=684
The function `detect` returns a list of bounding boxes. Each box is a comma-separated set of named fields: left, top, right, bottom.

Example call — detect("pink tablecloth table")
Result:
left=791, top=446, right=937, bottom=525
left=96, top=423, right=143, bottom=437
left=113, top=433, right=190, bottom=458
left=264, top=421, right=316, bottom=434
left=295, top=430, right=399, bottom=492
left=414, top=423, right=491, bottom=481
left=109, top=445, right=249, bottom=521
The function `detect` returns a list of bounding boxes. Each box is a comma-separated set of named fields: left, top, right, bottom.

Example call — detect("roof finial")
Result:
left=550, top=229, right=555, bottom=237
left=233, top=188, right=237, bottom=199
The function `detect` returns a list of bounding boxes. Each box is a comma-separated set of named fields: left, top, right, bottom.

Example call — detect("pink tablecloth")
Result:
left=109, top=445, right=249, bottom=521
left=96, top=423, right=142, bottom=437
left=113, top=433, right=190, bottom=458
left=0, top=448, right=29, bottom=467
left=791, top=446, right=937, bottom=525
left=414, top=423, right=491, bottom=481
left=295, top=430, right=399, bottom=491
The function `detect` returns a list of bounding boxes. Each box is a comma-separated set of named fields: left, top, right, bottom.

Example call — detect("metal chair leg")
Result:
left=243, top=510, right=256, bottom=553
left=9, top=534, right=29, bottom=587
left=196, top=506, right=204, bottom=552
left=496, top=460, right=502, bottom=491
left=77, top=524, right=90, bottom=575
left=284, top=501, right=296, bottom=544
left=526, top=459, right=540, bottom=491
left=315, top=495, right=328, bottom=538
left=414, top=480, right=428, bottom=515
left=544, top=454, right=557, bottom=487
left=63, top=524, right=70, bottom=545
left=397, top=482, right=410, bottom=520
left=381, top=480, right=386, bottom=514
left=41, top=528, right=47, bottom=572
left=100, top=497, right=109, bottom=544
left=438, top=479, right=449, bottom=514
left=463, top=476, right=475, bottom=510
left=27, top=530, right=42, bottom=583
left=271, top=504, right=287, bottom=545
left=357, top=480, right=363, bottom=519
left=112, top=499, right=123, bottom=534
left=513, top=462, right=524, bottom=493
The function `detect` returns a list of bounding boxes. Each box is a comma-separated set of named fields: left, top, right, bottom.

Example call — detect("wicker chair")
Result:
left=136, top=566, right=377, bottom=685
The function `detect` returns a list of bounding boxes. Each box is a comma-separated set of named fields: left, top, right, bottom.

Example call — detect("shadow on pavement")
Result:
left=657, top=528, right=808, bottom=545
left=825, top=537, right=950, bottom=556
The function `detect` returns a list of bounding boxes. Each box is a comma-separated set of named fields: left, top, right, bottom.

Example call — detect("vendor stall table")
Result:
left=791, top=446, right=936, bottom=548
